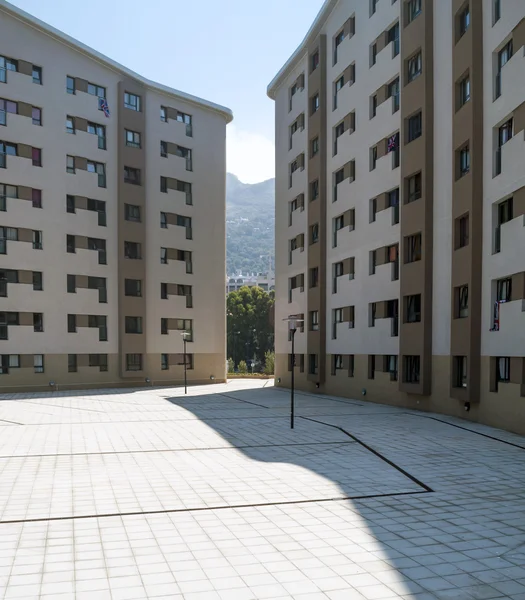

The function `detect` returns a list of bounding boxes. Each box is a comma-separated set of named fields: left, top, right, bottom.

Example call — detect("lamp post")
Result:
left=181, top=331, right=191, bottom=394
left=283, top=315, right=304, bottom=429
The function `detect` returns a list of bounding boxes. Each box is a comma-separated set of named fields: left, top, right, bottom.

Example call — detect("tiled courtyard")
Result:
left=1, top=380, right=525, bottom=599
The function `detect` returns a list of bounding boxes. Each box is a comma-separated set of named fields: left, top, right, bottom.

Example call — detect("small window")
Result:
left=126, top=353, right=143, bottom=371
left=407, top=51, right=422, bottom=83
left=459, top=75, right=471, bottom=107
left=309, top=311, right=319, bottom=331
left=459, top=145, right=470, bottom=177
left=309, top=267, right=319, bottom=288
left=32, top=66, right=42, bottom=85
left=66, top=155, right=75, bottom=174
left=125, top=316, right=142, bottom=334
left=457, top=285, right=469, bottom=318
left=160, top=176, right=167, bottom=193
left=311, top=94, right=320, bottom=114
left=370, top=0, right=378, bottom=16
left=124, top=204, right=141, bottom=223
left=32, top=189, right=42, bottom=209
left=124, top=92, right=141, bottom=111
left=33, top=271, right=43, bottom=291
left=405, top=233, right=422, bottom=263
left=66, top=235, right=75, bottom=253
left=32, top=107, right=41, bottom=126
left=454, top=356, right=468, bottom=388
left=406, top=172, right=422, bottom=203
left=496, top=356, right=510, bottom=384
left=32, top=148, right=41, bottom=167
left=404, top=355, right=420, bottom=383
left=160, top=212, right=168, bottom=228
left=87, top=83, right=106, bottom=98
left=66, top=117, right=75, bottom=134
left=310, top=179, right=319, bottom=202
left=498, top=119, right=513, bottom=147
left=311, top=51, right=320, bottom=72
left=371, top=43, right=377, bottom=67
left=34, top=354, right=44, bottom=374
left=459, top=6, right=470, bottom=37
left=161, top=354, right=169, bottom=370
left=67, top=274, right=76, bottom=293
left=32, top=230, right=42, bottom=250
left=407, top=112, right=422, bottom=142
left=125, top=130, right=141, bottom=148
left=68, top=354, right=77, bottom=373
left=496, top=278, right=512, bottom=302
left=309, top=354, right=318, bottom=375
left=311, top=137, right=319, bottom=157
left=33, top=312, right=43, bottom=332
left=405, top=294, right=421, bottom=323
left=160, top=247, right=168, bottom=264
left=310, top=223, right=319, bottom=244
left=493, top=0, right=501, bottom=24
left=124, top=166, right=141, bottom=185
left=66, top=76, right=75, bottom=94
left=458, top=214, right=469, bottom=248
left=161, top=318, right=168, bottom=335
left=387, top=355, right=398, bottom=382
left=406, top=0, right=422, bottom=24
left=125, top=279, right=142, bottom=297
left=124, top=241, right=141, bottom=259
left=160, top=282, right=168, bottom=299
left=160, top=106, right=167, bottom=122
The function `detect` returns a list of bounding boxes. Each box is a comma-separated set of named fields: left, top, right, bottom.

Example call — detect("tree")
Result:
left=227, top=358, right=234, bottom=374
left=264, top=351, right=275, bottom=375
left=238, top=360, right=248, bottom=374
left=227, top=286, right=274, bottom=370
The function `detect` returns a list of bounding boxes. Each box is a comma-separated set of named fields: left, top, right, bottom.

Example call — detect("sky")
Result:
left=8, top=0, right=324, bottom=183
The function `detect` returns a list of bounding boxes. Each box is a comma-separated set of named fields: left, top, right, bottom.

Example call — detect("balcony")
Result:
left=495, top=133, right=525, bottom=189
left=487, top=299, right=525, bottom=357
left=494, top=49, right=525, bottom=124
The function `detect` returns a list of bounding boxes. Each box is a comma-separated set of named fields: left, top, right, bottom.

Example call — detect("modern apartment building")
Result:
left=0, top=1, right=232, bottom=392
left=269, top=0, right=525, bottom=434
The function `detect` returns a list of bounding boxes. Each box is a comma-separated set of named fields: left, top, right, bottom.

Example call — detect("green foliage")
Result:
left=227, top=358, right=234, bottom=374
left=227, top=286, right=275, bottom=370
left=264, top=351, right=275, bottom=375
left=238, top=360, right=248, bottom=374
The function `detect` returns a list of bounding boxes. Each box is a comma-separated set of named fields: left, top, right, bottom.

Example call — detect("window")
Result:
left=311, top=94, right=320, bottom=114
left=310, top=179, right=319, bottom=202
left=388, top=77, right=400, bottom=112
left=407, top=112, right=422, bottom=142
left=66, top=155, right=75, bottom=174
left=161, top=318, right=168, bottom=335
left=67, top=314, right=77, bottom=333
left=371, top=43, right=377, bottom=67
left=405, top=294, right=421, bottom=323
left=34, top=354, right=44, bottom=374
left=66, top=195, right=76, bottom=214
left=458, top=214, right=469, bottom=248
left=406, top=172, right=422, bottom=203
left=407, top=51, right=422, bottom=82
left=459, top=75, right=471, bottom=107
left=496, top=357, right=510, bottom=385
left=66, top=234, right=75, bottom=253
left=160, top=247, right=168, bottom=264
left=33, top=313, right=43, bottom=332
left=161, top=354, right=169, bottom=370
left=125, top=129, right=141, bottom=149
left=67, top=274, right=76, bottom=293
left=160, top=140, right=168, bottom=157
left=370, top=146, right=378, bottom=171
left=406, top=0, right=422, bottom=24
left=371, top=94, right=377, bottom=118
left=310, top=267, right=319, bottom=288
left=369, top=303, right=377, bottom=327
left=32, top=148, right=41, bottom=167
left=457, top=285, right=469, bottom=318
left=160, top=106, right=167, bottom=122
left=125, top=316, right=142, bottom=334
left=125, top=204, right=141, bottom=223
left=368, top=355, right=375, bottom=380
left=124, top=166, right=141, bottom=185
left=459, top=145, right=470, bottom=177
left=370, top=0, right=378, bottom=15
left=124, top=241, right=141, bottom=259
left=160, top=176, right=167, bottom=193
left=124, top=92, right=141, bottom=111
left=405, top=233, right=422, bottom=263
left=333, top=355, right=344, bottom=374
left=32, top=66, right=42, bottom=85
left=32, top=107, right=41, bottom=126
left=309, top=311, right=319, bottom=331
left=68, top=354, right=77, bottom=373
left=498, top=197, right=513, bottom=226
left=87, top=83, right=106, bottom=98
left=493, top=0, right=501, bottom=24
left=309, top=354, right=318, bottom=375
left=33, top=271, right=43, bottom=291
left=311, top=137, right=319, bottom=157
left=498, top=119, right=513, bottom=147
left=454, top=356, right=468, bottom=388
left=496, top=41, right=513, bottom=98
left=160, top=283, right=168, bottom=299
left=459, top=6, right=470, bottom=37
left=311, top=51, right=319, bottom=72
left=310, top=223, right=319, bottom=244
left=387, top=356, right=398, bottom=382
left=32, top=189, right=42, bottom=209
left=32, top=230, right=42, bottom=250
left=126, top=354, right=142, bottom=371
left=388, top=22, right=400, bottom=57
left=66, top=76, right=75, bottom=94
left=404, top=355, right=420, bottom=383
left=497, top=277, right=512, bottom=302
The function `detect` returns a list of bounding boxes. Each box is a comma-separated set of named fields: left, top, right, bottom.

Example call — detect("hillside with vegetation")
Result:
left=226, top=173, right=275, bottom=275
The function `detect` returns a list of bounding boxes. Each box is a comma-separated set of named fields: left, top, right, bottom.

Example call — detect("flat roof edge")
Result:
left=0, top=0, right=233, bottom=123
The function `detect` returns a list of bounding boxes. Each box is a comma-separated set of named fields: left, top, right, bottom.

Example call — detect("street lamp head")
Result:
left=180, top=331, right=191, bottom=339
left=283, top=314, right=304, bottom=331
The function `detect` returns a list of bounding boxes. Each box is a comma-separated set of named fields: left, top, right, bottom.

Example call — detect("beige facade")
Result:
left=268, top=0, right=525, bottom=435
left=0, top=1, right=231, bottom=392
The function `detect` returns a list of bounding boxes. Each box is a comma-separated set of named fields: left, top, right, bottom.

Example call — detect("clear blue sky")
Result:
left=9, top=0, right=324, bottom=183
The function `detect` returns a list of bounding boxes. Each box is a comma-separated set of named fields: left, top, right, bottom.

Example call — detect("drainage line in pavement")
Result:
left=408, top=413, right=525, bottom=451
left=0, top=440, right=356, bottom=460
left=299, top=415, right=434, bottom=493
left=0, top=490, right=430, bottom=526
left=0, top=418, right=24, bottom=425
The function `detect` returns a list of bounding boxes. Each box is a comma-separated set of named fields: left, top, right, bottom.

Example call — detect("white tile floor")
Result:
left=1, top=379, right=525, bottom=599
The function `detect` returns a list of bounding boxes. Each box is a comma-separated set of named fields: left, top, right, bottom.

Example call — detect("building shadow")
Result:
left=164, top=385, right=525, bottom=599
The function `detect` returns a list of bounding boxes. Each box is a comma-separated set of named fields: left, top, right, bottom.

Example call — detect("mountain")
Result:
left=226, top=173, right=275, bottom=276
